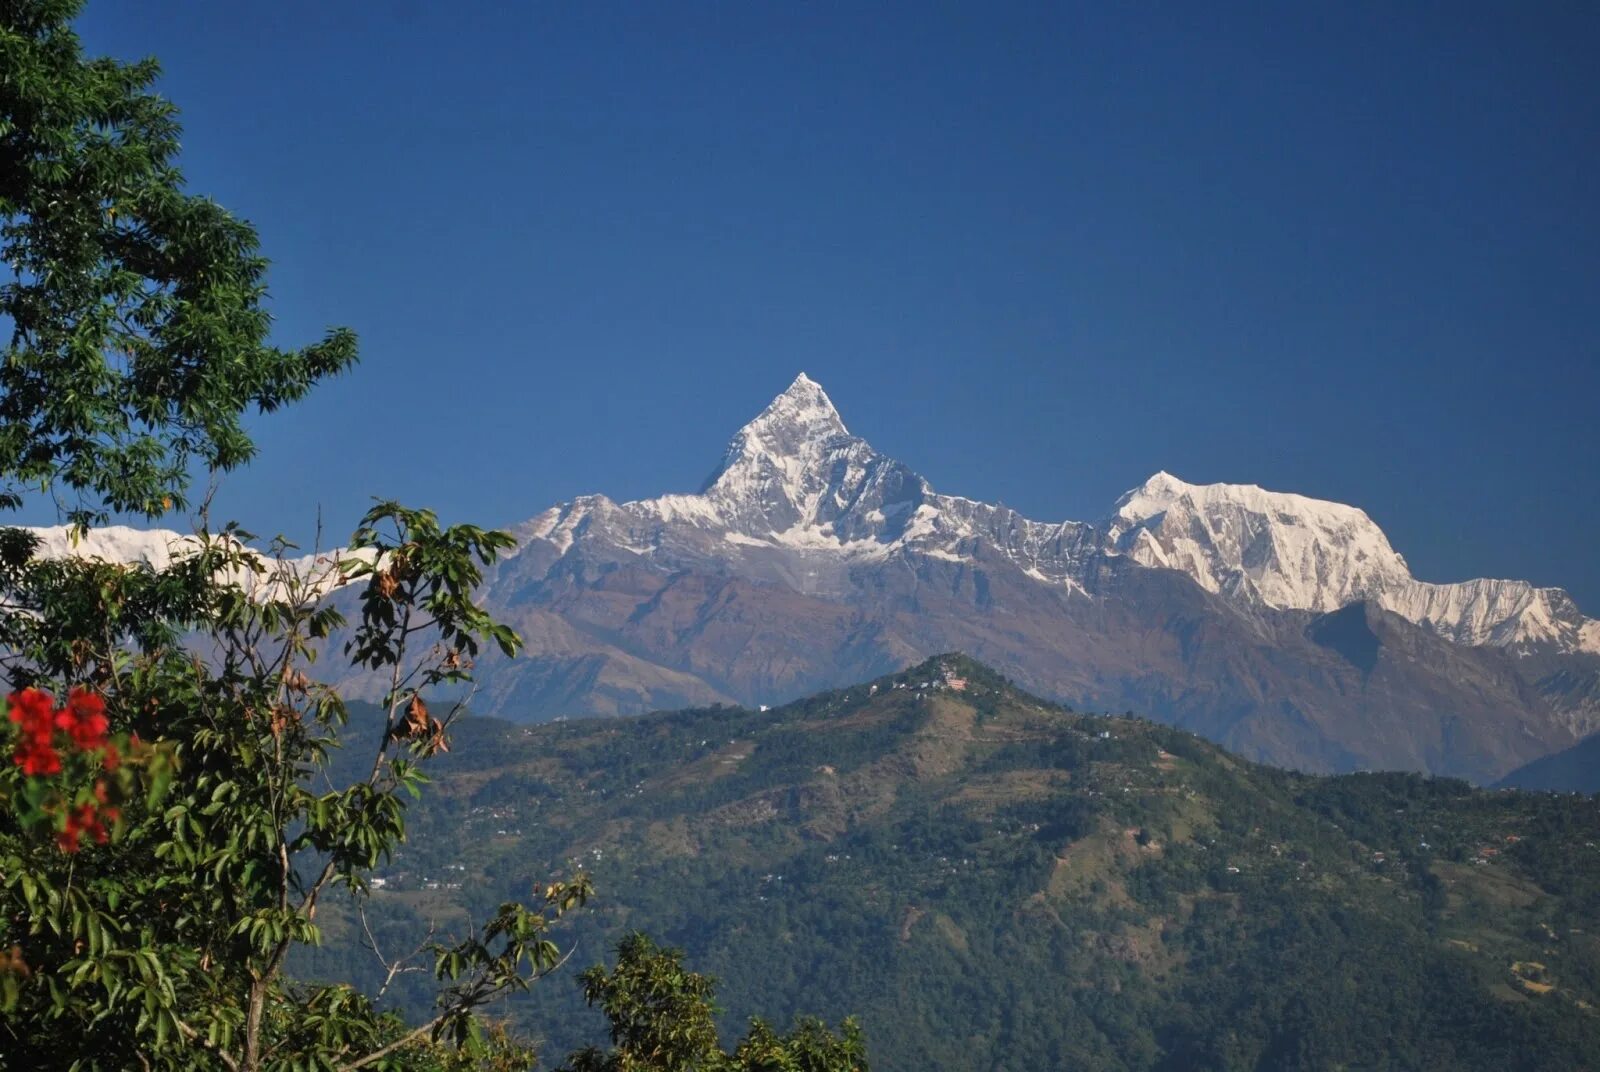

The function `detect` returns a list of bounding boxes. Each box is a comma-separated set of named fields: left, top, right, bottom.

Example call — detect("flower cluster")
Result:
left=58, top=783, right=119, bottom=853
left=8, top=687, right=61, bottom=776
left=8, top=687, right=114, bottom=775
left=7, top=687, right=122, bottom=852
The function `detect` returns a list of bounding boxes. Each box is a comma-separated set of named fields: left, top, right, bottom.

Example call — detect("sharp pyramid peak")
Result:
left=712, top=373, right=850, bottom=471
left=756, top=372, right=848, bottom=436
left=699, top=373, right=864, bottom=500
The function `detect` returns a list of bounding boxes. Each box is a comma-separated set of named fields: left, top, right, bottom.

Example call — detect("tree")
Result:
left=0, top=5, right=867, bottom=1070
left=562, top=934, right=867, bottom=1072
left=0, top=462, right=593, bottom=1068
left=0, top=0, right=357, bottom=528
left=0, top=2, right=573, bottom=1061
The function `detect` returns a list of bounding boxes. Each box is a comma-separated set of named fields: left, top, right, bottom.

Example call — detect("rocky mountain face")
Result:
left=21, top=374, right=1600, bottom=782
left=440, top=374, right=1593, bottom=782
left=507, top=374, right=1599, bottom=656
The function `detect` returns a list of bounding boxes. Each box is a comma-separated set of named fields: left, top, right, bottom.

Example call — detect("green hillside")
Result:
left=299, top=657, right=1600, bottom=1071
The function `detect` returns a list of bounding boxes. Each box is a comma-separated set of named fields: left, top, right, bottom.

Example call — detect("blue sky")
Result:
left=57, top=2, right=1600, bottom=606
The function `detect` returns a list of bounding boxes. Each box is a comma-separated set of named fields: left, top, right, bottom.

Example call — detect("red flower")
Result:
left=8, top=688, right=62, bottom=776
left=8, top=686, right=114, bottom=776
left=8, top=688, right=125, bottom=853
left=60, top=688, right=109, bottom=751
left=7, top=687, right=51, bottom=727
left=17, top=746, right=61, bottom=777
left=57, top=801, right=110, bottom=853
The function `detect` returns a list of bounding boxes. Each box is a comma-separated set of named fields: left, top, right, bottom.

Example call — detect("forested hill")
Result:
left=301, top=657, right=1600, bottom=1071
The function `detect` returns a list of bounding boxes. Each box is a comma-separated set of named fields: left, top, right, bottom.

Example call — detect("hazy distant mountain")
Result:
left=1496, top=716, right=1600, bottom=792
left=21, top=374, right=1600, bottom=781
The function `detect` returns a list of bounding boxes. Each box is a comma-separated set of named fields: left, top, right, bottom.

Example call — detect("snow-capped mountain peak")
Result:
left=377, top=378, right=1600, bottom=773
left=702, top=373, right=848, bottom=489
left=17, top=524, right=365, bottom=600
left=511, top=375, right=1598, bottom=655
left=1112, top=470, right=1189, bottom=512
left=753, top=371, right=847, bottom=438
left=1103, top=472, right=1596, bottom=654
left=22, top=373, right=1594, bottom=659
left=1115, top=471, right=1384, bottom=538
left=1107, top=472, right=1412, bottom=612
left=694, top=373, right=916, bottom=540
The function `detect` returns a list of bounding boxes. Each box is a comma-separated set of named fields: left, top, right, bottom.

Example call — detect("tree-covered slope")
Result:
left=301, top=657, right=1600, bottom=1071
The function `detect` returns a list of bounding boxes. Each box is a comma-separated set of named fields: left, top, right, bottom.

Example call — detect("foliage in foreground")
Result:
left=563, top=934, right=866, bottom=1072
left=0, top=499, right=580, bottom=1069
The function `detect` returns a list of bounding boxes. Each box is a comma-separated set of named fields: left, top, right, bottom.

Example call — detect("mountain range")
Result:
left=23, top=374, right=1600, bottom=783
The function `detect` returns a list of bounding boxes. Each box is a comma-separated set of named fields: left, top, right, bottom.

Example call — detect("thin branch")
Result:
left=359, top=902, right=434, bottom=1002
left=174, top=1014, right=242, bottom=1072
left=336, top=945, right=579, bottom=1072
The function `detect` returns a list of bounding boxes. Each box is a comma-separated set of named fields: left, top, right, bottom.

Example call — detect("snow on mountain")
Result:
left=512, top=374, right=1096, bottom=596
left=18, top=524, right=363, bottom=601
left=513, top=375, right=1599, bottom=656
left=24, top=525, right=201, bottom=569
left=1107, top=471, right=1414, bottom=610
left=1380, top=577, right=1595, bottom=652
left=1107, top=472, right=1599, bottom=654
left=15, top=374, right=1597, bottom=659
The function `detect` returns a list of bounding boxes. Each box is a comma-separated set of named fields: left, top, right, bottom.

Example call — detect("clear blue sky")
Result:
left=58, top=2, right=1600, bottom=607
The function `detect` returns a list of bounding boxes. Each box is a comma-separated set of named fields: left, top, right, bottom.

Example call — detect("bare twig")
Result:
left=359, top=903, right=435, bottom=1002
left=336, top=945, right=579, bottom=1072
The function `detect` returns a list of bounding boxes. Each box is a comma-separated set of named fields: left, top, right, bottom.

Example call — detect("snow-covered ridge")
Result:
left=1107, top=470, right=1412, bottom=610
left=18, top=375, right=1596, bottom=657
left=511, top=375, right=1099, bottom=596
left=1106, top=472, right=1597, bottom=653
left=17, top=525, right=365, bottom=602
left=514, top=375, right=1599, bottom=655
